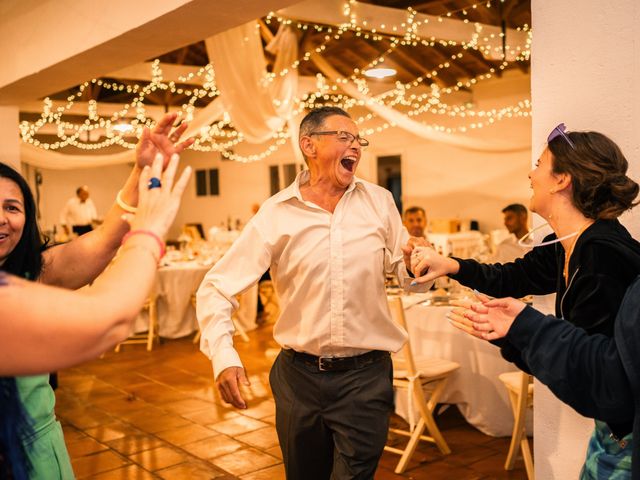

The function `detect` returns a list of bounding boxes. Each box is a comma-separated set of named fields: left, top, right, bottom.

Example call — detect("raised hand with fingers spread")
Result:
left=126, top=153, right=192, bottom=239
left=448, top=296, right=526, bottom=341
left=136, top=112, right=195, bottom=169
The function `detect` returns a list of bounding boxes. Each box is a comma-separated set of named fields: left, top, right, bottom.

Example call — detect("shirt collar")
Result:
left=275, top=170, right=365, bottom=204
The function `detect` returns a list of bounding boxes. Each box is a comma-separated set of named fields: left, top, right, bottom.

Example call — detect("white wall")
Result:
left=531, top=1, right=640, bottom=478
left=0, top=106, right=20, bottom=170
left=36, top=163, right=132, bottom=233
left=367, top=70, right=532, bottom=232
left=33, top=70, right=532, bottom=239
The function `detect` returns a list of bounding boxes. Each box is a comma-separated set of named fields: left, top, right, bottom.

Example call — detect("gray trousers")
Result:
left=269, top=350, right=393, bottom=480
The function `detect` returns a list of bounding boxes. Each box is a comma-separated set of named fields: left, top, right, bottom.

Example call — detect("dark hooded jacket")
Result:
left=506, top=277, right=640, bottom=479
left=450, top=219, right=640, bottom=437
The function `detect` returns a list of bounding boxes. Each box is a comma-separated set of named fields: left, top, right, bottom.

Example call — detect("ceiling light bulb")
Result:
left=363, top=67, right=397, bottom=79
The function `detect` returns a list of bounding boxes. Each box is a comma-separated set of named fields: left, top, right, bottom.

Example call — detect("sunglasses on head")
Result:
left=547, top=123, right=576, bottom=150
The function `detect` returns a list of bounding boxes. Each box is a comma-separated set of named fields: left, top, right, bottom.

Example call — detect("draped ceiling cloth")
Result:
left=20, top=21, right=530, bottom=170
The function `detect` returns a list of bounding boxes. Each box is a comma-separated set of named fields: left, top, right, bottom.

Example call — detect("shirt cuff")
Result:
left=212, top=346, right=244, bottom=380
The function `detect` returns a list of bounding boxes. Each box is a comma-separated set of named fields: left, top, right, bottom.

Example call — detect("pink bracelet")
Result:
left=122, top=230, right=166, bottom=260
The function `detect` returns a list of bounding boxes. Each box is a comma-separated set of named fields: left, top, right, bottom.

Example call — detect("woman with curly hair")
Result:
left=408, top=125, right=640, bottom=478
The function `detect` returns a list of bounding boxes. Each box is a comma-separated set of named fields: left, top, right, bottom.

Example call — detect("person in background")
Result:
left=408, top=124, right=640, bottom=479
left=403, top=205, right=427, bottom=238
left=492, top=203, right=530, bottom=263
left=0, top=112, right=193, bottom=480
left=60, top=185, right=99, bottom=236
left=197, top=106, right=428, bottom=479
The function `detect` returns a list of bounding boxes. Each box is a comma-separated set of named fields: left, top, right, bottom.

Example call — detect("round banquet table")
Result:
left=134, top=260, right=258, bottom=338
left=393, top=293, right=532, bottom=437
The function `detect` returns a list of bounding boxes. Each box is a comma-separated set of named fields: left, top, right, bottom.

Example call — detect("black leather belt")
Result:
left=282, top=349, right=389, bottom=372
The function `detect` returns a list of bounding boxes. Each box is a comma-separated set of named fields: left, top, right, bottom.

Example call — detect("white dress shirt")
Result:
left=59, top=197, right=97, bottom=227
left=197, top=170, right=427, bottom=378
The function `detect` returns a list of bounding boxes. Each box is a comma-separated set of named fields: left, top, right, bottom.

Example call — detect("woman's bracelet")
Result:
left=122, top=230, right=166, bottom=260
left=116, top=190, right=137, bottom=213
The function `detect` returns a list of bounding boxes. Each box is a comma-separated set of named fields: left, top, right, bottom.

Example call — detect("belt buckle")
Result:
left=318, top=357, right=331, bottom=371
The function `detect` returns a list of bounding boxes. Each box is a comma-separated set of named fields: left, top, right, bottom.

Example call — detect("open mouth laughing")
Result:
left=340, top=156, right=357, bottom=173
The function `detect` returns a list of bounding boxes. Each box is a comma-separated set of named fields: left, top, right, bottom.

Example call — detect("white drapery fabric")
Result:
left=205, top=22, right=298, bottom=144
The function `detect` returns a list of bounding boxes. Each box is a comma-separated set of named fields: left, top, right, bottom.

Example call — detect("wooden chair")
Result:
left=384, top=297, right=460, bottom=474
left=499, top=371, right=534, bottom=480
left=191, top=294, right=250, bottom=344
left=115, top=295, right=159, bottom=352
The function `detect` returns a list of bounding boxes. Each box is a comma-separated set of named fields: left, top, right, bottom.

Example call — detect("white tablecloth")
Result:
left=135, top=261, right=258, bottom=338
left=394, top=295, right=530, bottom=437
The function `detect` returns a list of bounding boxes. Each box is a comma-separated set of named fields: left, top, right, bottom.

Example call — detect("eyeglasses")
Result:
left=547, top=123, right=576, bottom=150
left=309, top=130, right=370, bottom=147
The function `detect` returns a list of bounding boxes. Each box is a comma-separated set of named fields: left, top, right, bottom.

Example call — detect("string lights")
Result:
left=20, top=2, right=532, bottom=163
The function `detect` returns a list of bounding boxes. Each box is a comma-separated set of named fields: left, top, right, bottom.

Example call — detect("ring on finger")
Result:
left=148, top=177, right=162, bottom=189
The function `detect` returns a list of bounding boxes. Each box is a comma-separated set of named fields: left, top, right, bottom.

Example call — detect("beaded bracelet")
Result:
left=116, top=190, right=137, bottom=213
left=122, top=230, right=166, bottom=260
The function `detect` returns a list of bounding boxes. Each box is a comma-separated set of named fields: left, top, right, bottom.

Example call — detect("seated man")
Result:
left=493, top=203, right=530, bottom=263
left=403, top=206, right=427, bottom=238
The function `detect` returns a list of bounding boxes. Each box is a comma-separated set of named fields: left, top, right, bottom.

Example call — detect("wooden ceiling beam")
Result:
left=465, top=48, right=501, bottom=74
left=431, top=44, right=475, bottom=79
left=389, top=46, right=444, bottom=87
left=258, top=19, right=275, bottom=43
left=412, top=0, right=453, bottom=12
left=501, top=0, right=519, bottom=20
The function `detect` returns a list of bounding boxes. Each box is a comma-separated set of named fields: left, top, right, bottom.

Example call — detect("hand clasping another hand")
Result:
left=448, top=293, right=526, bottom=341
left=407, top=246, right=460, bottom=285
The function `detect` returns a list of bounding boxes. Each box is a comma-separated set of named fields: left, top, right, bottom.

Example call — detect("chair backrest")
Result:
left=515, top=372, right=534, bottom=419
left=388, top=296, right=418, bottom=377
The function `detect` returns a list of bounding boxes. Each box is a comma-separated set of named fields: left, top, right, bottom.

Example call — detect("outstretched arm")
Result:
left=450, top=296, right=636, bottom=423
left=0, top=155, right=191, bottom=375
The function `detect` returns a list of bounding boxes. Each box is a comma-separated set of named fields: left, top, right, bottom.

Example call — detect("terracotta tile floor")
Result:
left=56, top=324, right=529, bottom=479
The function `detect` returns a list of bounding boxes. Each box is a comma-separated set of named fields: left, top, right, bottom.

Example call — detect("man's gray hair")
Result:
left=299, top=106, right=352, bottom=140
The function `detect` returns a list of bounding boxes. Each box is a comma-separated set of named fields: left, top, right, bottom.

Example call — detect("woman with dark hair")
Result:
left=0, top=112, right=193, bottom=479
left=0, top=164, right=43, bottom=281
left=406, top=125, right=640, bottom=478
left=0, top=154, right=191, bottom=479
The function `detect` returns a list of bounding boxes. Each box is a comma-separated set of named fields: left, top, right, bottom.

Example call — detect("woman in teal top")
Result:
left=0, top=112, right=192, bottom=478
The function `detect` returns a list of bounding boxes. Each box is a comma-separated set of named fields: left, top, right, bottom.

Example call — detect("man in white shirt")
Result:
left=403, top=205, right=427, bottom=238
left=59, top=186, right=98, bottom=236
left=196, top=107, right=426, bottom=479
left=492, top=203, right=531, bottom=263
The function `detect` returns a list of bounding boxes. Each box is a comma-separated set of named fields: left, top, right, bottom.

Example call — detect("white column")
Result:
left=0, top=106, right=20, bottom=170
left=531, top=1, right=640, bottom=478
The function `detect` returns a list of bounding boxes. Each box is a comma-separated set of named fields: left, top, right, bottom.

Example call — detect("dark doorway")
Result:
left=377, top=155, right=402, bottom=213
